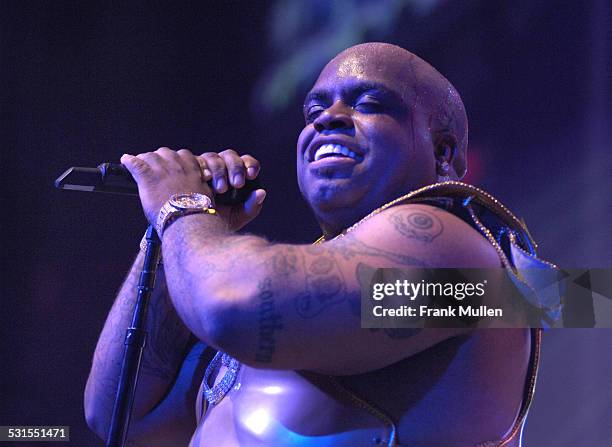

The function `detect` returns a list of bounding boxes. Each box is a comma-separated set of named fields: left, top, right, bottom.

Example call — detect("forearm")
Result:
left=161, top=213, right=272, bottom=347
left=157, top=208, right=475, bottom=374
left=84, top=251, right=193, bottom=438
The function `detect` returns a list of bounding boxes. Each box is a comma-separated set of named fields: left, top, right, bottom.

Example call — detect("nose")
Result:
left=313, top=101, right=354, bottom=132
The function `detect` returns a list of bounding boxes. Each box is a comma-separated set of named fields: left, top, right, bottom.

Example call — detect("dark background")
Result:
left=2, top=1, right=611, bottom=445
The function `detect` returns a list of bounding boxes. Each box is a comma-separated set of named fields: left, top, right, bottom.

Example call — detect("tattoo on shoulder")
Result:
left=334, top=236, right=428, bottom=266
left=390, top=209, right=443, bottom=243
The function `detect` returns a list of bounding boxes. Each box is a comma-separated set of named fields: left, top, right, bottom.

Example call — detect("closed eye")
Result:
left=353, top=91, right=392, bottom=112
left=305, top=104, right=325, bottom=123
left=354, top=99, right=383, bottom=113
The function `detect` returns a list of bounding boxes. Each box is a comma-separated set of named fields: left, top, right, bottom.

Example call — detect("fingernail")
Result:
left=247, top=167, right=257, bottom=178
left=256, top=190, right=266, bottom=205
left=233, top=173, right=245, bottom=187
left=215, top=178, right=226, bottom=191
left=203, top=169, right=212, bottom=178
left=121, top=153, right=132, bottom=159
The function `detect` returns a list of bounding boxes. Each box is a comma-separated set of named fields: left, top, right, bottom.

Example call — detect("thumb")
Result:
left=241, top=189, right=266, bottom=220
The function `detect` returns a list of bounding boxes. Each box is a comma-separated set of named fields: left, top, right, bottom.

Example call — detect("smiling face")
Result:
left=297, top=43, right=464, bottom=236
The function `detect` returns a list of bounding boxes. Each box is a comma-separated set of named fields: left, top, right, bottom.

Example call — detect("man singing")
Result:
left=85, top=43, right=548, bottom=446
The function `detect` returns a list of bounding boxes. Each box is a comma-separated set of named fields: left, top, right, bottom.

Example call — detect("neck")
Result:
left=310, top=180, right=441, bottom=239
left=315, top=207, right=370, bottom=240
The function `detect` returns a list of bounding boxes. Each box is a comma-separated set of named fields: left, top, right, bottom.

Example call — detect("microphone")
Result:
left=54, top=163, right=262, bottom=206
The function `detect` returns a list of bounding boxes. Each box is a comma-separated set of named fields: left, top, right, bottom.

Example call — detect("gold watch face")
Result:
left=169, top=193, right=212, bottom=210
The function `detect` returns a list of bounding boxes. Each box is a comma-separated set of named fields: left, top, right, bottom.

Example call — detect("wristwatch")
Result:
left=155, top=192, right=216, bottom=237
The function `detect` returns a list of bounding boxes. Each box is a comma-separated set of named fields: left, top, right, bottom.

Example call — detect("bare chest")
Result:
left=190, top=330, right=530, bottom=447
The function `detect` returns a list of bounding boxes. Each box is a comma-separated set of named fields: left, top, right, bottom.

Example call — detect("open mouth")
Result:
left=312, top=144, right=363, bottom=162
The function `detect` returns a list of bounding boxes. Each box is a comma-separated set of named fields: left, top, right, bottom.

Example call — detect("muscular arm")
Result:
left=84, top=251, right=211, bottom=445
left=162, top=203, right=502, bottom=375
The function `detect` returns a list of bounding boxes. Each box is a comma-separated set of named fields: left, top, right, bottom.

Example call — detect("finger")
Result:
left=154, top=146, right=186, bottom=174
left=201, top=152, right=228, bottom=193
left=155, top=146, right=174, bottom=154
left=196, top=156, right=213, bottom=181
left=154, top=146, right=179, bottom=162
left=120, top=153, right=152, bottom=182
left=219, top=149, right=246, bottom=188
left=241, top=154, right=261, bottom=180
left=137, top=151, right=164, bottom=171
left=176, top=148, right=202, bottom=176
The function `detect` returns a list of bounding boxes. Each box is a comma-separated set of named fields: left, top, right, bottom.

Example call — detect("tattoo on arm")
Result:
left=88, top=263, right=143, bottom=405
left=139, top=283, right=192, bottom=381
left=88, top=261, right=192, bottom=424
left=161, top=212, right=436, bottom=365
left=389, top=209, right=443, bottom=243
left=254, top=277, right=283, bottom=363
left=291, top=235, right=429, bottom=319
left=326, top=235, right=429, bottom=266
left=294, top=248, right=346, bottom=319
left=355, top=263, right=424, bottom=340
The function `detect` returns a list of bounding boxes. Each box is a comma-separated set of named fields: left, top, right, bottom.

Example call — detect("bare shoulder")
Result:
left=343, top=203, right=502, bottom=269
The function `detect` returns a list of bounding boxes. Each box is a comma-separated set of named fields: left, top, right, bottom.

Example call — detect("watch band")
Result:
left=157, top=208, right=217, bottom=237
left=140, top=231, right=163, bottom=265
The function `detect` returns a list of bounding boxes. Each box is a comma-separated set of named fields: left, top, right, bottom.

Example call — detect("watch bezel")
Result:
left=169, top=192, right=212, bottom=210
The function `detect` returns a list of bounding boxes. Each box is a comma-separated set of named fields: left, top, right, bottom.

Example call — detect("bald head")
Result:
left=298, top=43, right=470, bottom=235
left=321, top=43, right=468, bottom=178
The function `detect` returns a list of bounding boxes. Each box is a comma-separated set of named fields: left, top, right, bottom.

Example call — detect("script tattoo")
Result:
left=390, top=209, right=443, bottom=243
left=254, top=278, right=283, bottom=363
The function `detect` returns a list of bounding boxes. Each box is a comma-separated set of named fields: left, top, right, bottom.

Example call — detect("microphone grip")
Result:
left=99, top=163, right=262, bottom=206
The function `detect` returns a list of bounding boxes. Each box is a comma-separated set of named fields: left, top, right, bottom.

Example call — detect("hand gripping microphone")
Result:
left=54, top=163, right=261, bottom=205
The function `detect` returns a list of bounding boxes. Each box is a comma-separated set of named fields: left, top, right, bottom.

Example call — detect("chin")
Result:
left=305, top=180, right=366, bottom=214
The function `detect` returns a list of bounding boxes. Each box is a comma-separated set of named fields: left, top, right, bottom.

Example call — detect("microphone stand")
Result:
left=106, top=225, right=161, bottom=447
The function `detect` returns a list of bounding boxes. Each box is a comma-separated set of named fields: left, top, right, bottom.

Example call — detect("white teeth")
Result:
left=313, top=144, right=359, bottom=161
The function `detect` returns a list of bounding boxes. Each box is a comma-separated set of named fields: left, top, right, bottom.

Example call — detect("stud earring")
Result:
left=438, top=160, right=451, bottom=182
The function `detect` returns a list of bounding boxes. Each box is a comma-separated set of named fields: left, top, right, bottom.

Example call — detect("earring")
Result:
left=438, top=160, right=451, bottom=182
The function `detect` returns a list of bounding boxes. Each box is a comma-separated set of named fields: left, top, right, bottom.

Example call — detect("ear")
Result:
left=433, top=132, right=467, bottom=180
left=434, top=141, right=453, bottom=163
left=433, top=135, right=456, bottom=179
